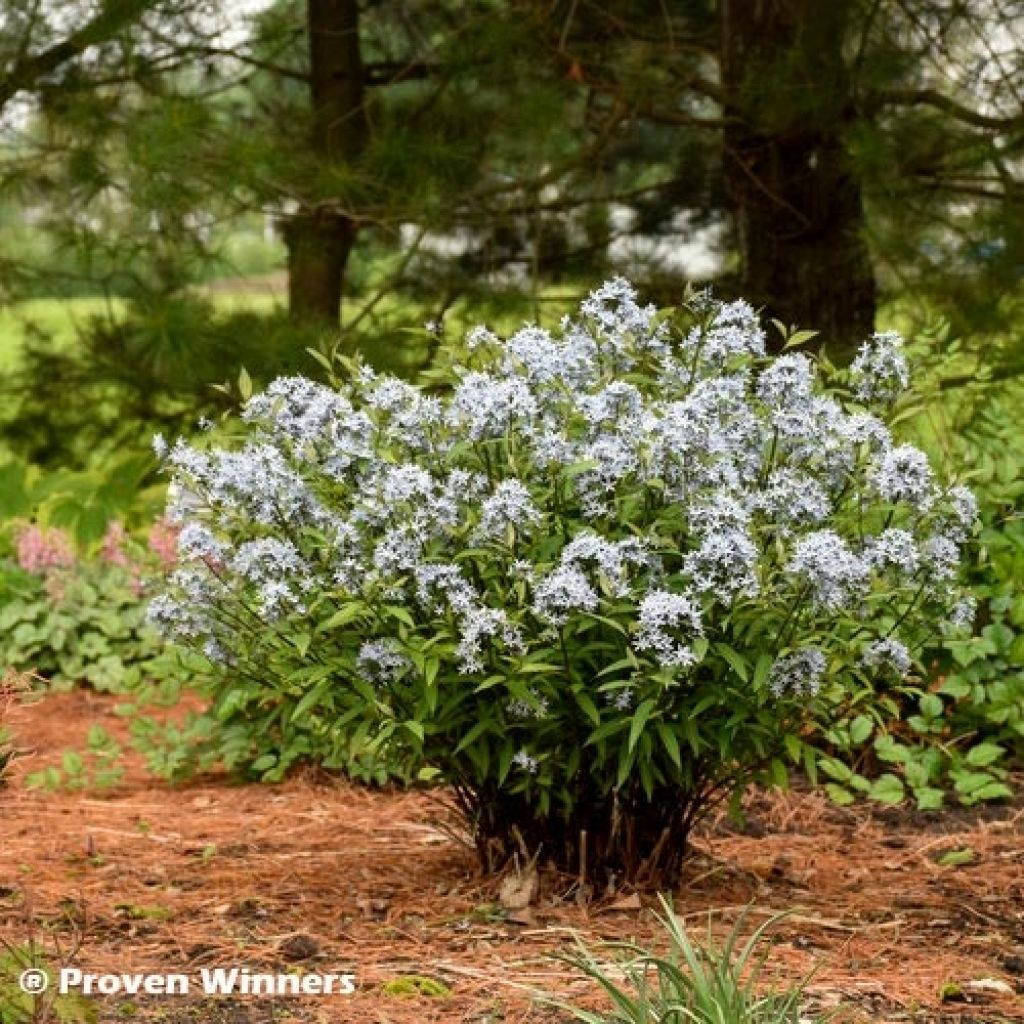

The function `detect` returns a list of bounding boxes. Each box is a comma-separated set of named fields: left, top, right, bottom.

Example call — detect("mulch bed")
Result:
left=1, top=690, right=1022, bottom=1023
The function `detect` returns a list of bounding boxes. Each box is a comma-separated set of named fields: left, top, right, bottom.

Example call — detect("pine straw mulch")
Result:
left=1, top=690, right=1022, bottom=1024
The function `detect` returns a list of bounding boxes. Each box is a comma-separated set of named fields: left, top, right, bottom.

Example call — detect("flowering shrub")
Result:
left=151, top=281, right=976, bottom=885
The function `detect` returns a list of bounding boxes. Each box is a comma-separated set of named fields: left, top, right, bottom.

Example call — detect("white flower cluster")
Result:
left=850, top=332, right=909, bottom=405
left=474, top=480, right=542, bottom=542
left=357, top=639, right=412, bottom=685
left=787, top=531, right=868, bottom=611
left=768, top=647, right=827, bottom=697
left=636, top=590, right=704, bottom=668
left=860, top=638, right=912, bottom=678
left=150, top=278, right=976, bottom=692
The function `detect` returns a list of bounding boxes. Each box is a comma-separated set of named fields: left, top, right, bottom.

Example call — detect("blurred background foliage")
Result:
left=0, top=0, right=1019, bottom=469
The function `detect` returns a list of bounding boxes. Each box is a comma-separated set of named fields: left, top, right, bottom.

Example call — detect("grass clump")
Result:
left=556, top=897, right=828, bottom=1024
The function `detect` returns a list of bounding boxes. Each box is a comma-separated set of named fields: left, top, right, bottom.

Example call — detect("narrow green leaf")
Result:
left=627, top=698, right=656, bottom=754
left=655, top=722, right=682, bottom=770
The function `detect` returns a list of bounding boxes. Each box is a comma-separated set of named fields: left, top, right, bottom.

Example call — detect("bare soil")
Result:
left=1, top=690, right=1022, bottom=1024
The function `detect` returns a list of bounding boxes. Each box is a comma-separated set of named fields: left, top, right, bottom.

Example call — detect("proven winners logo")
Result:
left=22, top=967, right=357, bottom=997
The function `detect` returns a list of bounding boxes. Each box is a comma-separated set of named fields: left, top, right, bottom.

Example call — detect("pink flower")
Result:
left=15, top=524, right=75, bottom=575
left=148, top=518, right=180, bottom=572
left=101, top=520, right=132, bottom=569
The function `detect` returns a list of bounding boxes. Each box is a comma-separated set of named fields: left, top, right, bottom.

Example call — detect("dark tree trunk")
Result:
left=286, top=0, right=368, bottom=325
left=283, top=210, right=357, bottom=323
left=719, top=0, right=875, bottom=363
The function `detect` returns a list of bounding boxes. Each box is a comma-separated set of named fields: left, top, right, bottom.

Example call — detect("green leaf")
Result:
left=874, top=735, right=910, bottom=763
left=627, top=699, right=656, bottom=754
left=0, top=460, right=32, bottom=518
left=965, top=742, right=1004, bottom=767
left=868, top=774, right=905, bottom=805
left=782, top=328, right=819, bottom=350
left=849, top=714, right=873, bottom=745
left=919, top=693, right=944, bottom=719
left=384, top=605, right=415, bottom=627
left=938, top=675, right=971, bottom=698
left=818, top=756, right=853, bottom=782
left=581, top=612, right=628, bottom=635
left=953, top=770, right=993, bottom=795
left=824, top=783, right=855, bottom=806
left=574, top=689, right=601, bottom=727
left=655, top=722, right=682, bottom=770
left=562, top=459, right=601, bottom=479
left=424, top=657, right=440, bottom=687
left=454, top=719, right=490, bottom=754
left=595, top=655, right=639, bottom=678
left=971, top=781, right=1012, bottom=801
left=936, top=847, right=975, bottom=867
left=782, top=733, right=801, bottom=762
left=712, top=643, right=749, bottom=682
left=981, top=622, right=1014, bottom=654
left=319, top=603, right=369, bottom=630
left=290, top=678, right=334, bottom=724
left=914, top=787, right=944, bottom=811
left=768, top=757, right=788, bottom=788
left=585, top=717, right=630, bottom=747
left=752, top=653, right=773, bottom=691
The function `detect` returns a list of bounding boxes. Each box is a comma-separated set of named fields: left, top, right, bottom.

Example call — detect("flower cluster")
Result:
left=767, top=647, right=827, bottom=697
left=15, top=524, right=75, bottom=575
left=147, top=518, right=181, bottom=571
left=850, top=331, right=909, bottom=405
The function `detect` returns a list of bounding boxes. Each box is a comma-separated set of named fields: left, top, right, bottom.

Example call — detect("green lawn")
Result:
left=0, top=297, right=124, bottom=371
left=0, top=289, right=285, bottom=373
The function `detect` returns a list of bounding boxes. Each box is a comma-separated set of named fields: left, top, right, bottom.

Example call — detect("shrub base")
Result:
left=457, top=782, right=712, bottom=889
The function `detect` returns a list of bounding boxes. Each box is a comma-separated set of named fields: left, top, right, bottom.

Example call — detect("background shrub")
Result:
left=812, top=369, right=1023, bottom=808
left=0, top=451, right=182, bottom=693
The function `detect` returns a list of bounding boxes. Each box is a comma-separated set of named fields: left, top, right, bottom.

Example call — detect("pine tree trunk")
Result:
left=286, top=0, right=368, bottom=325
left=284, top=210, right=356, bottom=324
left=719, top=0, right=875, bottom=363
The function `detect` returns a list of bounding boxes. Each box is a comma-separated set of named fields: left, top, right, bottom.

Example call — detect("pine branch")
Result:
left=0, top=0, right=151, bottom=112
left=363, top=60, right=441, bottom=87
left=183, top=45, right=309, bottom=83
left=581, top=76, right=732, bottom=129
left=870, top=88, right=1024, bottom=131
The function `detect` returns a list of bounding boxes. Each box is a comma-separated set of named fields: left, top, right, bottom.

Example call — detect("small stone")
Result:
left=278, top=933, right=321, bottom=961
left=963, top=977, right=1014, bottom=996
left=498, top=864, right=539, bottom=911
left=1001, top=954, right=1024, bottom=976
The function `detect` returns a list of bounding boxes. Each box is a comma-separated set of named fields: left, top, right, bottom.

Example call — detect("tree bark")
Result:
left=286, top=0, right=368, bottom=325
left=719, top=0, right=875, bottom=363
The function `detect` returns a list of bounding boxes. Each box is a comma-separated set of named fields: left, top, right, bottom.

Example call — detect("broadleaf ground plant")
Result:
left=151, top=280, right=976, bottom=886
left=0, top=522, right=174, bottom=694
